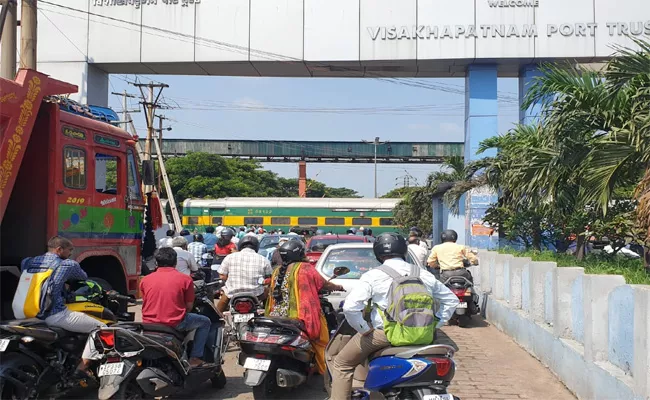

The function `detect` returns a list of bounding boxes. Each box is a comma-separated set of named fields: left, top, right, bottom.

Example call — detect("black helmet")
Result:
left=373, top=232, right=408, bottom=262
left=238, top=235, right=260, bottom=252
left=221, top=228, right=235, bottom=238
left=441, top=229, right=458, bottom=243
left=278, top=240, right=305, bottom=263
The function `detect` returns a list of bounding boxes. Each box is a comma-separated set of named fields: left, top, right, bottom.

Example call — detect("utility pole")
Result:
left=111, top=90, right=140, bottom=130
left=362, top=136, right=389, bottom=198
left=0, top=0, right=17, bottom=79
left=152, top=115, right=182, bottom=232
left=155, top=114, right=170, bottom=194
left=20, top=0, right=36, bottom=69
left=132, top=81, right=168, bottom=194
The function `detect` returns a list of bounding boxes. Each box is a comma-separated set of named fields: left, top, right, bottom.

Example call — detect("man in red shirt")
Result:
left=140, top=247, right=212, bottom=367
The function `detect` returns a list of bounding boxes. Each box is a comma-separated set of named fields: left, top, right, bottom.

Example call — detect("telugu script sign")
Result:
left=92, top=0, right=200, bottom=8
left=368, top=21, right=650, bottom=40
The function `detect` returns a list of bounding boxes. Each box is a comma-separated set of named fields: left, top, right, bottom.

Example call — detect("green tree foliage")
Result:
left=382, top=186, right=418, bottom=198
left=392, top=156, right=466, bottom=234
left=162, top=152, right=359, bottom=203
left=435, top=39, right=650, bottom=266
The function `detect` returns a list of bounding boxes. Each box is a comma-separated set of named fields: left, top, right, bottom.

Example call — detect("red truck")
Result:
left=0, top=69, right=145, bottom=319
left=305, top=234, right=372, bottom=264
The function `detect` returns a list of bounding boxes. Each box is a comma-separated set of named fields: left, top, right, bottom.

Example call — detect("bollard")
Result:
left=528, top=262, right=556, bottom=323
left=552, top=267, right=584, bottom=338
left=583, top=274, right=626, bottom=363
left=508, top=257, right=530, bottom=310
left=632, top=285, right=650, bottom=398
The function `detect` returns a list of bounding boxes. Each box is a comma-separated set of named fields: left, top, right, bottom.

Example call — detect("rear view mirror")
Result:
left=332, top=266, right=350, bottom=278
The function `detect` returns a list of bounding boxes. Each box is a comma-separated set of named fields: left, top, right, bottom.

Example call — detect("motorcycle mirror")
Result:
left=332, top=266, right=350, bottom=278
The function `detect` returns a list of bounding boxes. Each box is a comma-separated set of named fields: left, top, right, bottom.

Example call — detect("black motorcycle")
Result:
left=238, top=266, right=348, bottom=399
left=94, top=279, right=228, bottom=399
left=0, top=281, right=136, bottom=399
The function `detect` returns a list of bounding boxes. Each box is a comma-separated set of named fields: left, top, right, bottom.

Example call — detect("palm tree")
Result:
left=392, top=156, right=467, bottom=234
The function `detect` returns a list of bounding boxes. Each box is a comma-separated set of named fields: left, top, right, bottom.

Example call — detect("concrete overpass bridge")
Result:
left=144, top=139, right=463, bottom=163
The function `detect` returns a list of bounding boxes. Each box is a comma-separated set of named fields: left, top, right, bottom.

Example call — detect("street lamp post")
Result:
left=362, top=137, right=389, bottom=198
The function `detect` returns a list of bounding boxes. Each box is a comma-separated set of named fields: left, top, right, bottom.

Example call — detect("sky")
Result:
left=107, top=74, right=521, bottom=198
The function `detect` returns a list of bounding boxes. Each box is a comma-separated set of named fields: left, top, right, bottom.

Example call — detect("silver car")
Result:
left=315, top=242, right=426, bottom=308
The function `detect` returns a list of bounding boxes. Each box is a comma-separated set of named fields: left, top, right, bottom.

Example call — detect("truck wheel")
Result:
left=90, top=277, right=113, bottom=291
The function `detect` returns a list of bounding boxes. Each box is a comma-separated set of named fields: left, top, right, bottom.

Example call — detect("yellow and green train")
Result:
left=181, top=197, right=400, bottom=234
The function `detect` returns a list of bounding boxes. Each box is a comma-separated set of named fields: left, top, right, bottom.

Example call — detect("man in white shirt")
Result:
left=158, top=229, right=175, bottom=248
left=330, top=233, right=459, bottom=400
left=171, top=237, right=199, bottom=276
left=215, top=236, right=272, bottom=313
left=408, top=236, right=429, bottom=267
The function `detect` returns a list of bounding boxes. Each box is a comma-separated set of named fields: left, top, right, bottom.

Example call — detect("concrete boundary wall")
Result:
left=476, top=251, right=650, bottom=400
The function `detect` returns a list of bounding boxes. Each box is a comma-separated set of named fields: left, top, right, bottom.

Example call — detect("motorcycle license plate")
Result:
left=244, top=357, right=271, bottom=372
left=423, top=395, right=454, bottom=400
left=457, top=302, right=468, bottom=309
left=98, top=362, right=125, bottom=377
left=0, top=339, right=9, bottom=352
left=233, top=313, right=254, bottom=323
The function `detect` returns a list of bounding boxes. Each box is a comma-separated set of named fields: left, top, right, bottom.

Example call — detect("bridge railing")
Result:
left=472, top=251, right=649, bottom=400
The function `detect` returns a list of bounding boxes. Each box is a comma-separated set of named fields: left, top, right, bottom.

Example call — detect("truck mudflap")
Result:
left=98, top=359, right=137, bottom=400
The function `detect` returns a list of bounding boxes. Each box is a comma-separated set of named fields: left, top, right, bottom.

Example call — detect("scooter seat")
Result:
left=252, top=316, right=306, bottom=333
left=370, top=345, right=452, bottom=360
left=2, top=318, right=44, bottom=327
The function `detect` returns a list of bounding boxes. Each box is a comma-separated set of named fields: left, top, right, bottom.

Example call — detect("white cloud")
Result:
left=439, top=122, right=463, bottom=138
left=407, top=123, right=431, bottom=131
left=235, top=97, right=265, bottom=108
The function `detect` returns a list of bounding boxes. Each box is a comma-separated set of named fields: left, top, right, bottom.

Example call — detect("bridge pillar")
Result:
left=464, top=64, right=498, bottom=249
left=519, top=65, right=544, bottom=125
left=298, top=161, right=307, bottom=197
left=37, top=62, right=109, bottom=107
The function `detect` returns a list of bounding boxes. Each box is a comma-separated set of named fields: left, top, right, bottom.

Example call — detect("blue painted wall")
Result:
left=571, top=275, right=584, bottom=344
left=608, top=286, right=635, bottom=374
left=544, top=271, right=554, bottom=324
left=522, top=266, right=530, bottom=313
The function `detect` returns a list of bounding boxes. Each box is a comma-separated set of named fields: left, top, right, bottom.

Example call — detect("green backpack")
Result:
left=376, top=264, right=438, bottom=346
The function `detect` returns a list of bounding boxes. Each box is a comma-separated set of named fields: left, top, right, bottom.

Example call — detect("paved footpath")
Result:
left=178, top=316, right=575, bottom=400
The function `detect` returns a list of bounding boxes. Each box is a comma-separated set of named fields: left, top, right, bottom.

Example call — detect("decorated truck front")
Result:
left=0, top=70, right=144, bottom=319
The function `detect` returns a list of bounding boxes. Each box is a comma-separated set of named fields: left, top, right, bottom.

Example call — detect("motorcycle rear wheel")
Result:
left=111, top=376, right=144, bottom=400
left=211, top=369, right=227, bottom=389
left=457, top=315, right=471, bottom=328
left=252, top=372, right=283, bottom=400
left=0, top=353, right=41, bottom=400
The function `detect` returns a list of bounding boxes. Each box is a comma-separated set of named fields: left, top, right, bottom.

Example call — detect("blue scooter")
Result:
left=324, top=319, right=459, bottom=400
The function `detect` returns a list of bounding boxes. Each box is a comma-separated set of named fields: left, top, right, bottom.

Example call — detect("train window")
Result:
left=63, top=146, right=86, bottom=189
left=352, top=217, right=372, bottom=225
left=95, top=153, right=119, bottom=195
left=325, top=217, right=345, bottom=225
left=187, top=217, right=199, bottom=225
left=126, top=149, right=142, bottom=201
left=379, top=218, right=395, bottom=226
left=212, top=217, right=223, bottom=225
left=271, top=217, right=291, bottom=225
left=244, top=217, right=264, bottom=225
left=298, top=217, right=317, bottom=225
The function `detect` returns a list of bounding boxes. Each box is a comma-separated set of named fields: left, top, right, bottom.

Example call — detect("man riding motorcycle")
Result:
left=427, top=229, right=478, bottom=282
left=139, top=247, right=214, bottom=368
left=12, top=236, right=106, bottom=379
left=330, top=233, right=459, bottom=400
left=215, top=235, right=272, bottom=313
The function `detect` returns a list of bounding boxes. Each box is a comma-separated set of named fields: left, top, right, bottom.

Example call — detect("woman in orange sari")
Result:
left=265, top=240, right=343, bottom=374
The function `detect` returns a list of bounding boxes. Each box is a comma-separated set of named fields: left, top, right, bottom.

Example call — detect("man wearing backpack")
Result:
left=330, top=233, right=459, bottom=400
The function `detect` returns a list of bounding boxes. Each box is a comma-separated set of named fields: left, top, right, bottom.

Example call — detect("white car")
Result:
left=315, top=243, right=427, bottom=308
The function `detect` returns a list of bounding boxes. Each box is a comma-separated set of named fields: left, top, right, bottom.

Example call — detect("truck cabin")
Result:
left=1, top=96, right=145, bottom=320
